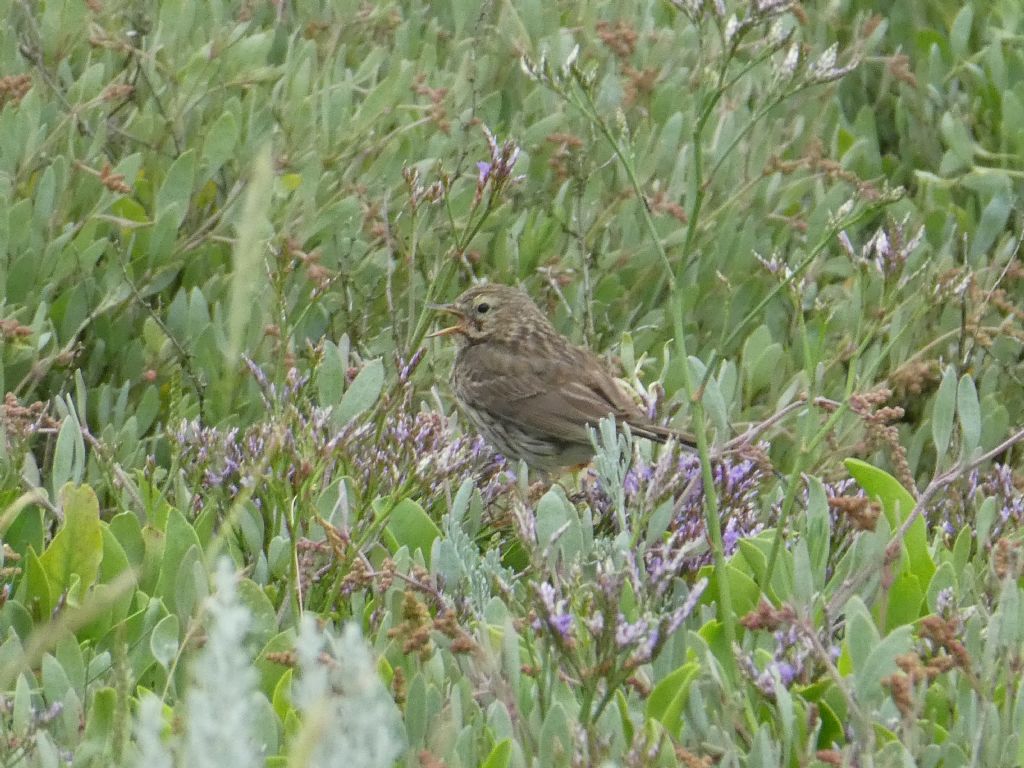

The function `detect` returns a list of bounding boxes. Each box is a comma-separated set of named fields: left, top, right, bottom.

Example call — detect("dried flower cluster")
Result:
left=931, top=463, right=1024, bottom=541
left=582, top=444, right=771, bottom=572
left=738, top=601, right=839, bottom=695
left=849, top=387, right=915, bottom=495
left=0, top=74, right=31, bottom=107
left=474, top=125, right=525, bottom=207
left=531, top=546, right=707, bottom=672
left=837, top=215, right=924, bottom=280
left=169, top=358, right=513, bottom=513
left=1, top=393, right=57, bottom=440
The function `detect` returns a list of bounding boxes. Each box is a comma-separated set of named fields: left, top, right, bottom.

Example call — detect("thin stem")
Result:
left=763, top=284, right=821, bottom=591
left=673, top=296, right=736, bottom=672
left=563, top=67, right=736, bottom=677
left=697, top=198, right=887, bottom=401
left=572, top=86, right=675, bottom=289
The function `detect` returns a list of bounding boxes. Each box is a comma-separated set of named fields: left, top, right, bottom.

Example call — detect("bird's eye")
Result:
left=476, top=301, right=490, bottom=314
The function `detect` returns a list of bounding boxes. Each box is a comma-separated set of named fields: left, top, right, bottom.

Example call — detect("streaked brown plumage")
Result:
left=431, top=284, right=694, bottom=472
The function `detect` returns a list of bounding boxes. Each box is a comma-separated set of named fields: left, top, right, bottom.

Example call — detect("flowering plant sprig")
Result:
left=524, top=539, right=707, bottom=728
left=404, top=124, right=525, bottom=354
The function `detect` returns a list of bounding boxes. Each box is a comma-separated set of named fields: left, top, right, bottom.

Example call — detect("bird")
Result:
left=429, top=283, right=695, bottom=472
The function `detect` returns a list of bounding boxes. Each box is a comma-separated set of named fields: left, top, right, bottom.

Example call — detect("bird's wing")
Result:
left=457, top=342, right=649, bottom=444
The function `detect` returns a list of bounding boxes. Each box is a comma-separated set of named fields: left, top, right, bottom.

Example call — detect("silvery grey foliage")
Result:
left=292, top=617, right=405, bottom=768
left=437, top=509, right=514, bottom=614
left=183, top=559, right=263, bottom=768
left=590, top=415, right=633, bottom=533
left=132, top=695, right=173, bottom=768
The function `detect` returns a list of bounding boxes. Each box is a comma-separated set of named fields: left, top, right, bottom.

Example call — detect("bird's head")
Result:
left=429, top=284, right=549, bottom=346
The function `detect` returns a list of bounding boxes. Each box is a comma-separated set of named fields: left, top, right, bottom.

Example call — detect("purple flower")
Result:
left=549, top=613, right=574, bottom=638
left=536, top=582, right=574, bottom=640
left=584, top=612, right=604, bottom=637
left=168, top=361, right=513, bottom=518
left=623, top=469, right=641, bottom=498
left=579, top=447, right=771, bottom=574
left=472, top=125, right=524, bottom=206
left=929, top=462, right=1024, bottom=539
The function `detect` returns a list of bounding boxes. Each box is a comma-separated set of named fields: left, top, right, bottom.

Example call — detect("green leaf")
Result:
left=140, top=526, right=165, bottom=596
left=173, top=545, right=204, bottom=622
left=792, top=539, right=813, bottom=607
left=450, top=478, right=475, bottom=526
left=854, top=625, right=913, bottom=708
left=110, top=196, right=149, bottom=224
left=21, top=547, right=52, bottom=618
left=773, top=670, right=795, bottom=747
left=743, top=326, right=783, bottom=396
left=54, top=635, right=85, bottom=691
left=970, top=193, right=1011, bottom=262
left=99, top=526, right=131, bottom=581
left=737, top=538, right=768, bottom=588
left=150, top=614, right=180, bottom=671
left=237, top=578, right=277, bottom=647
left=845, top=459, right=935, bottom=585
left=689, top=356, right=729, bottom=437
left=615, top=688, right=634, bottom=748
left=350, top=60, right=415, bottom=136
left=52, top=414, right=85, bottom=493
left=975, top=496, right=996, bottom=548
left=155, top=150, right=195, bottom=227
left=124, top=598, right=168, bottom=677
left=883, top=572, right=923, bottom=631
left=13, top=673, right=32, bottom=732
left=316, top=339, right=347, bottom=407
left=404, top=673, right=429, bottom=748
left=956, top=374, right=981, bottom=458
left=238, top=504, right=264, bottom=555
left=481, top=739, right=512, bottom=768
left=812, top=694, right=845, bottom=752
left=700, top=563, right=761, bottom=616
left=256, top=629, right=298, bottom=697
left=77, top=528, right=135, bottom=637
left=147, top=205, right=182, bottom=264
left=803, top=477, right=830, bottom=589
left=332, top=358, right=384, bottom=427
left=384, top=499, right=442, bottom=566
left=34, top=165, right=56, bottom=224
left=645, top=661, right=700, bottom=736
left=949, top=6, right=973, bottom=59
left=839, top=596, right=878, bottom=676
left=535, top=488, right=584, bottom=565
left=39, top=484, right=103, bottom=604
left=940, top=111, right=973, bottom=166
left=82, top=687, right=117, bottom=754
left=41, top=653, right=72, bottom=703
left=931, top=365, right=957, bottom=462
left=155, top=508, right=203, bottom=616
left=995, top=578, right=1022, bottom=651
left=201, top=111, right=240, bottom=177
left=538, top=702, right=572, bottom=768
left=271, top=667, right=294, bottom=723
left=110, top=512, right=145, bottom=567
left=952, top=525, right=973, bottom=574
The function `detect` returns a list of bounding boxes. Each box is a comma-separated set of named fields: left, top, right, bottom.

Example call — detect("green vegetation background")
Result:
left=2, top=0, right=1024, bottom=765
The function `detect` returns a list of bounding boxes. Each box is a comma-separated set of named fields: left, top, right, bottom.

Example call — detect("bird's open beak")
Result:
left=427, top=303, right=465, bottom=338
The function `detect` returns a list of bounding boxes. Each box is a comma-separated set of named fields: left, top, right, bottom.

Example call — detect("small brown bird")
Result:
left=430, top=283, right=695, bottom=472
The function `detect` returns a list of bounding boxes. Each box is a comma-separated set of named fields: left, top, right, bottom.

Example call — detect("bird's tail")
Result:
left=625, top=420, right=698, bottom=450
